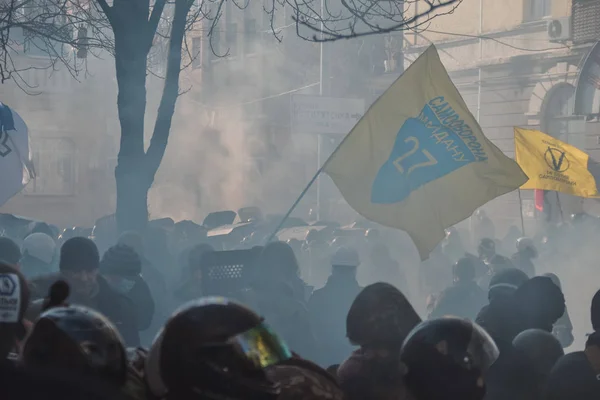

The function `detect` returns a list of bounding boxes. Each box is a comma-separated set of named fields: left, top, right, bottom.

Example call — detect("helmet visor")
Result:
left=228, top=322, right=292, bottom=369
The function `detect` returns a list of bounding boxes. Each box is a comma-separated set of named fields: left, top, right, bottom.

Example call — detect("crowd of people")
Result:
left=0, top=209, right=599, bottom=400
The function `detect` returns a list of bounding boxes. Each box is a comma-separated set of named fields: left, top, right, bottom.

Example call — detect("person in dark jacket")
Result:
left=476, top=268, right=529, bottom=353
left=308, top=247, right=363, bottom=367
left=513, top=276, right=565, bottom=333
left=510, top=237, right=537, bottom=278
left=20, top=232, right=57, bottom=280
left=429, top=257, right=488, bottom=320
left=477, top=254, right=514, bottom=291
left=248, top=242, right=317, bottom=360
left=0, top=236, right=21, bottom=266
left=477, top=238, right=496, bottom=264
left=543, top=273, right=574, bottom=348
left=483, top=277, right=565, bottom=400
left=338, top=283, right=421, bottom=400
left=118, top=231, right=167, bottom=343
left=545, top=288, right=600, bottom=400
left=173, top=243, right=214, bottom=305
left=260, top=241, right=310, bottom=303
left=512, top=329, right=564, bottom=400
left=100, top=244, right=155, bottom=333
left=28, top=237, right=140, bottom=346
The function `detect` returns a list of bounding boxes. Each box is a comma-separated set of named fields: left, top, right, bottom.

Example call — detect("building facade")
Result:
left=368, top=0, right=600, bottom=234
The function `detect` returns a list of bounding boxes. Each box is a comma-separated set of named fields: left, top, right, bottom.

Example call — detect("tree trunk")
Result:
left=113, top=12, right=152, bottom=234
left=113, top=0, right=192, bottom=234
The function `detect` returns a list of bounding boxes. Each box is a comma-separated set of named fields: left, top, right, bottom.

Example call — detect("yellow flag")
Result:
left=323, top=46, right=528, bottom=259
left=514, top=127, right=598, bottom=197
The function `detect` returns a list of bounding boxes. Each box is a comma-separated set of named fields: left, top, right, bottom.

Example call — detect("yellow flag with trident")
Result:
left=514, top=127, right=599, bottom=198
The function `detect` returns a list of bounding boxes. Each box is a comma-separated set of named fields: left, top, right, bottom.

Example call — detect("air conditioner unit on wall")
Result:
left=547, top=17, right=572, bottom=42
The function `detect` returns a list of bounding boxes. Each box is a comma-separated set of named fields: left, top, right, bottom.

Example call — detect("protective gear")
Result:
left=512, top=329, right=563, bottom=380
left=516, top=237, right=537, bottom=258
left=145, top=297, right=290, bottom=400
left=22, top=233, right=56, bottom=264
left=267, top=358, right=345, bottom=400
left=401, top=317, right=499, bottom=400
left=331, top=247, right=360, bottom=267
left=478, top=238, right=496, bottom=262
left=543, top=273, right=574, bottom=348
left=22, top=305, right=128, bottom=387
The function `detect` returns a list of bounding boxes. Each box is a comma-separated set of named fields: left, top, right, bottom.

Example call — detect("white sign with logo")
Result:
left=0, top=274, right=20, bottom=322
left=291, top=95, right=364, bottom=135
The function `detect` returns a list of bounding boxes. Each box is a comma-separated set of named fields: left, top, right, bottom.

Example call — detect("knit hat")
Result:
left=59, top=237, right=100, bottom=271
left=22, top=233, right=56, bottom=264
left=100, top=244, right=141, bottom=277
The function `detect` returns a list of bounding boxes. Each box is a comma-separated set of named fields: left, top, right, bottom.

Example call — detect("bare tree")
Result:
left=290, top=0, right=463, bottom=41
left=0, top=0, right=463, bottom=233
left=0, top=0, right=112, bottom=85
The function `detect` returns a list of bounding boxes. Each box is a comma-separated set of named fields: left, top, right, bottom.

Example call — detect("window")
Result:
left=192, top=37, right=202, bottom=69
left=525, top=0, right=551, bottom=21
left=542, top=84, right=575, bottom=141
left=24, top=138, right=77, bottom=196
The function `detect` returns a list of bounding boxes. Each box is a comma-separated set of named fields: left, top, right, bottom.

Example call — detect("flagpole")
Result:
left=265, top=50, right=425, bottom=244
left=556, top=192, right=565, bottom=222
left=265, top=166, right=326, bottom=243
left=265, top=109, right=367, bottom=243
left=517, top=189, right=526, bottom=235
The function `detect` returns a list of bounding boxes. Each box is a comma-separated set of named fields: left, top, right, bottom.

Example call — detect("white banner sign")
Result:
left=291, top=95, right=364, bottom=135
left=0, top=102, right=35, bottom=207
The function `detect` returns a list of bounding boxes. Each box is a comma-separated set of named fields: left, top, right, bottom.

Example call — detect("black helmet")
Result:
left=22, top=305, right=127, bottom=387
left=145, top=297, right=291, bottom=400
left=401, top=317, right=499, bottom=400
left=512, top=329, right=563, bottom=380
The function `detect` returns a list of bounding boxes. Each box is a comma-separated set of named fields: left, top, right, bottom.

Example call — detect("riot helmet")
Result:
left=22, top=305, right=127, bottom=387
left=145, top=297, right=290, bottom=400
left=516, top=237, right=537, bottom=258
left=401, top=317, right=499, bottom=400
left=512, top=329, right=563, bottom=381
left=477, top=238, right=496, bottom=262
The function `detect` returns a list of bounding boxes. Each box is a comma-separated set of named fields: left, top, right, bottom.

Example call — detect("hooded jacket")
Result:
left=430, top=280, right=487, bottom=321
left=308, top=270, right=362, bottom=366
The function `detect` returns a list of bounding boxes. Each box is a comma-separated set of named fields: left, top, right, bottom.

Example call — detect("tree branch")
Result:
left=95, top=0, right=114, bottom=26
left=145, top=0, right=192, bottom=180
left=147, top=0, right=167, bottom=49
